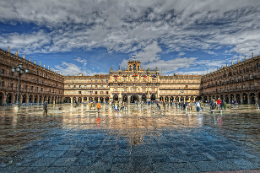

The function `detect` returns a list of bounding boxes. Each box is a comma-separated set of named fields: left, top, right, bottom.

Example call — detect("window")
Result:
left=250, top=84, right=253, bottom=89
left=185, top=85, right=188, bottom=88
left=10, top=72, right=14, bottom=77
left=25, top=85, right=27, bottom=91
left=10, top=83, right=13, bottom=88
left=242, top=76, right=244, bottom=81
left=106, top=91, right=109, bottom=94
left=95, top=85, right=97, bottom=88
left=249, top=74, right=252, bottom=79
left=101, top=80, right=103, bottom=83
left=1, top=81, right=4, bottom=87
left=41, top=88, right=43, bottom=92
left=37, top=87, right=38, bottom=92
left=68, top=85, right=70, bottom=88
left=79, top=85, right=81, bottom=89
left=42, top=80, right=44, bottom=84
left=95, top=80, right=97, bottom=83
left=95, top=91, right=97, bottom=94
left=31, top=86, right=33, bottom=91
left=242, top=85, right=245, bottom=89
left=101, top=85, right=103, bottom=88
left=74, top=85, right=76, bottom=88
left=235, top=77, right=238, bottom=82
left=79, top=91, right=81, bottom=94
left=1, top=69, right=4, bottom=75
left=106, top=80, right=108, bottom=83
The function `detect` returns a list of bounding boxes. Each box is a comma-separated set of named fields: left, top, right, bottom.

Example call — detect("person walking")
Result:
left=217, top=98, right=221, bottom=110
left=196, top=101, right=200, bottom=112
left=200, top=101, right=204, bottom=111
left=97, top=102, right=101, bottom=112
left=43, top=101, right=48, bottom=116
left=223, top=101, right=227, bottom=110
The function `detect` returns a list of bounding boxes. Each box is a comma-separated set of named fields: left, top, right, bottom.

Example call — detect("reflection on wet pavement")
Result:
left=0, top=103, right=260, bottom=172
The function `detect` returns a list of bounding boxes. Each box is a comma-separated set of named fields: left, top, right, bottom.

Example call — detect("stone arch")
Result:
left=236, top=94, right=240, bottom=104
left=122, top=94, right=127, bottom=102
left=151, top=94, right=156, bottom=101
left=64, top=97, right=71, bottom=103
left=0, top=92, right=3, bottom=105
left=130, top=94, right=139, bottom=103
left=94, top=97, right=98, bottom=102
left=105, top=97, right=109, bottom=103
left=250, top=93, right=255, bottom=104
left=22, top=94, right=27, bottom=103
left=6, top=93, right=12, bottom=104
left=113, top=95, right=118, bottom=102
left=78, top=97, right=82, bottom=103
left=141, top=94, right=146, bottom=102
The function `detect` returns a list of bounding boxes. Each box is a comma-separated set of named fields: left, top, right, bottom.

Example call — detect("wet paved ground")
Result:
left=0, top=103, right=260, bottom=173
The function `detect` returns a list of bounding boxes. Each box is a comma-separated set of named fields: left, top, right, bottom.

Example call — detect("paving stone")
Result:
left=43, top=166, right=69, bottom=173
left=31, top=157, right=57, bottom=167
left=173, top=162, right=200, bottom=173
left=153, top=162, right=178, bottom=173
left=192, top=161, right=221, bottom=172
left=51, top=158, right=77, bottom=167
left=65, top=166, right=90, bottom=173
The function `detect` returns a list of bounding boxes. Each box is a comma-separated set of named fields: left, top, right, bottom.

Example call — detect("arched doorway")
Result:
left=84, top=97, right=87, bottom=103
left=113, top=95, right=118, bottom=102
left=225, top=95, right=229, bottom=103
left=204, top=96, right=207, bottom=102
left=141, top=94, right=146, bottom=102
left=0, top=92, right=3, bottom=105
left=151, top=94, right=156, bottom=101
left=6, top=93, right=12, bottom=104
left=236, top=94, right=240, bottom=104
left=28, top=95, right=32, bottom=103
left=165, top=96, right=169, bottom=102
left=89, top=97, right=93, bottom=102
left=34, top=95, right=37, bottom=103
left=170, top=96, right=173, bottom=102
left=180, top=96, right=184, bottom=102
left=100, top=97, right=104, bottom=103
left=64, top=97, right=71, bottom=103
left=160, top=97, right=164, bottom=101
left=250, top=93, right=255, bottom=104
left=231, top=94, right=234, bottom=103
left=39, top=95, right=42, bottom=103
left=130, top=95, right=138, bottom=103
left=79, top=97, right=82, bottom=103
left=243, top=93, right=248, bottom=104
left=123, top=95, right=127, bottom=102
left=94, top=97, right=98, bottom=102
left=105, top=97, right=109, bottom=103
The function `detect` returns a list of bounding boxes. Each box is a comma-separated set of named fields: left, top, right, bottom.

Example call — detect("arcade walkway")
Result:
left=0, top=104, right=259, bottom=172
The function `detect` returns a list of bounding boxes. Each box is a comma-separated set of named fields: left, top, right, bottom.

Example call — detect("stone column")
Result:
left=70, top=97, right=73, bottom=103
left=173, top=96, right=175, bottom=102
left=11, top=93, right=16, bottom=104
left=178, top=96, right=180, bottom=102
left=36, top=95, right=40, bottom=104
left=255, top=92, right=259, bottom=104
left=183, top=96, right=186, bottom=102
left=98, top=97, right=100, bottom=103
left=188, top=96, right=191, bottom=102
left=26, top=94, right=29, bottom=103
left=163, top=96, right=165, bottom=102
left=240, top=94, right=243, bottom=104
left=193, top=96, right=196, bottom=102
left=128, top=95, right=131, bottom=104
left=247, top=93, right=250, bottom=104
left=19, top=94, right=23, bottom=103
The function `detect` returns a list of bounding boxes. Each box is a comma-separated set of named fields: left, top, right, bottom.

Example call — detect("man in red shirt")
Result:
left=217, top=98, right=222, bottom=110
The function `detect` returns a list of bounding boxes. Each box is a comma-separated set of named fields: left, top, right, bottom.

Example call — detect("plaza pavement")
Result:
left=0, top=103, right=260, bottom=173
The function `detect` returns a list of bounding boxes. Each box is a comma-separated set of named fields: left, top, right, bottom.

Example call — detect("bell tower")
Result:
left=128, top=60, right=141, bottom=71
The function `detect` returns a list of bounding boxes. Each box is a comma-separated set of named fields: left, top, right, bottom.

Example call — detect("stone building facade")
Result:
left=63, top=60, right=201, bottom=103
left=200, top=54, right=260, bottom=104
left=1, top=46, right=259, bottom=105
left=0, top=48, right=64, bottom=105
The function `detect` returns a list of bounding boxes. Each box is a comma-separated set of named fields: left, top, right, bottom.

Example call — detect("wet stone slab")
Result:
left=0, top=103, right=260, bottom=172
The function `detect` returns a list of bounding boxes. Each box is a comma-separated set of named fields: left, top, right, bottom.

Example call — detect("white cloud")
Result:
left=74, top=57, right=87, bottom=66
left=1, top=0, right=260, bottom=72
left=55, top=62, right=91, bottom=76
left=178, top=52, right=186, bottom=56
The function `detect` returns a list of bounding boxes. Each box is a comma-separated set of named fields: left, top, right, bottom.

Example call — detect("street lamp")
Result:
left=12, top=63, right=29, bottom=105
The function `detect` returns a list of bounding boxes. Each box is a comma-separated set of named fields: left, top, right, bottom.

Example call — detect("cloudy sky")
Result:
left=0, top=0, right=260, bottom=75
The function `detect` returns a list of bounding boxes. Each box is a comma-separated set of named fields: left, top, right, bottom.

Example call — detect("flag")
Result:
left=135, top=73, right=138, bottom=76
left=144, top=75, right=147, bottom=79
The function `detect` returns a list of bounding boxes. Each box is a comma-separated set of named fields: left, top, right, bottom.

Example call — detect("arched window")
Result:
left=129, top=65, right=132, bottom=70
left=133, top=64, right=136, bottom=70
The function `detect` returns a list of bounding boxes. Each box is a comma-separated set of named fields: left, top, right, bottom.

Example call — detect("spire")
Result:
left=44, top=64, right=45, bottom=68
left=245, top=56, right=246, bottom=60
left=48, top=66, right=49, bottom=70
left=34, top=60, right=36, bottom=64
left=252, top=53, right=254, bottom=58
left=238, top=59, right=239, bottom=63
left=16, top=50, right=18, bottom=56
left=232, top=60, right=233, bottom=65
left=29, top=57, right=31, bottom=62
left=7, top=46, right=10, bottom=53
left=222, top=65, right=223, bottom=69
left=23, top=54, right=25, bottom=59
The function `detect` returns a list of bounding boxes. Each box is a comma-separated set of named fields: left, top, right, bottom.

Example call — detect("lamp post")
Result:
left=12, top=63, right=29, bottom=105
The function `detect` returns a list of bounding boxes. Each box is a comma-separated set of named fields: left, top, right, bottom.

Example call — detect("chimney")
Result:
left=34, top=60, right=36, bottom=64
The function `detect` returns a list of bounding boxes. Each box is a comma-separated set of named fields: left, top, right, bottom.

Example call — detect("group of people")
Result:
left=112, top=101, right=128, bottom=112
left=209, top=98, right=227, bottom=110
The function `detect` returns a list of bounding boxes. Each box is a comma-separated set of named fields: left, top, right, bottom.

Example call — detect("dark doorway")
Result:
left=250, top=93, right=255, bottom=104
left=151, top=94, right=156, bottom=101
left=141, top=94, right=146, bottom=102
left=243, top=93, right=248, bottom=104
left=130, top=95, right=138, bottom=103
left=6, top=93, right=12, bottom=104
left=113, top=95, right=118, bottom=102
left=123, top=95, right=127, bottom=102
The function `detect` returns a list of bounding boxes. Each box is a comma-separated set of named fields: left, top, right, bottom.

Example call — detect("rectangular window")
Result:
left=31, top=86, right=33, bottom=91
left=10, top=83, right=13, bottom=88
left=106, top=80, right=108, bottom=83
left=95, top=91, right=97, bottom=94
left=79, top=85, right=81, bottom=89
left=79, top=91, right=81, bottom=94
left=106, top=91, right=109, bottom=94
left=185, top=85, right=188, bottom=88
left=1, top=69, right=4, bottom=75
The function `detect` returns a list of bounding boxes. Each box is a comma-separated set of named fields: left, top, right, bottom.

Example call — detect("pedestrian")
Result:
left=190, top=101, right=193, bottom=111
left=196, top=101, right=200, bottom=112
left=200, top=101, right=204, bottom=111
left=223, top=101, right=227, bottom=110
left=217, top=98, right=221, bottom=110
left=43, top=101, right=48, bottom=116
left=97, top=102, right=101, bottom=112
left=220, top=101, right=224, bottom=110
